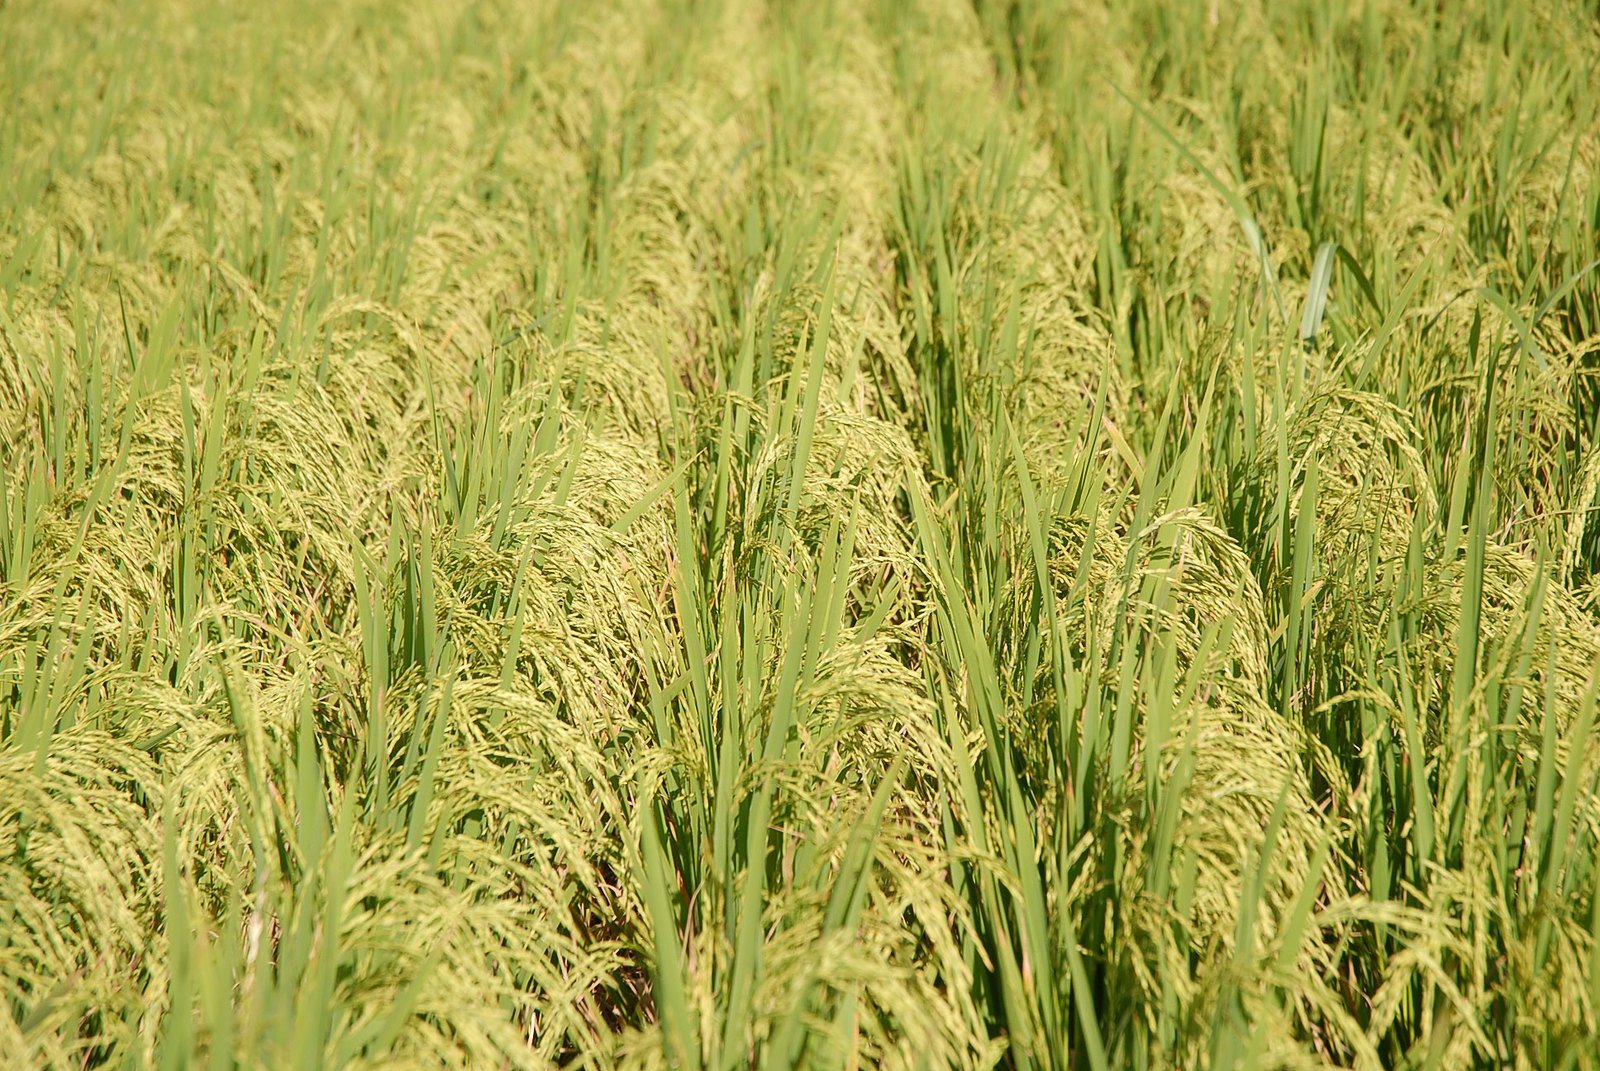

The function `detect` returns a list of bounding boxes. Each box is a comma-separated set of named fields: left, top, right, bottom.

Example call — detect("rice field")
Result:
left=2, top=0, right=1599, bottom=1067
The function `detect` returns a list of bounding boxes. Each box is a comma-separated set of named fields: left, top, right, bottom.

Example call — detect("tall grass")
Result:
left=2, top=0, right=1598, bottom=1067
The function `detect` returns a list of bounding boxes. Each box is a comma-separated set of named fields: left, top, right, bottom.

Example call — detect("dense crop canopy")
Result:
left=2, top=0, right=1598, bottom=1068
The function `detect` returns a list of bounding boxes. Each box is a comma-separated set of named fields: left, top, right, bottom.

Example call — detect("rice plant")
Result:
left=2, top=0, right=1597, bottom=1067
